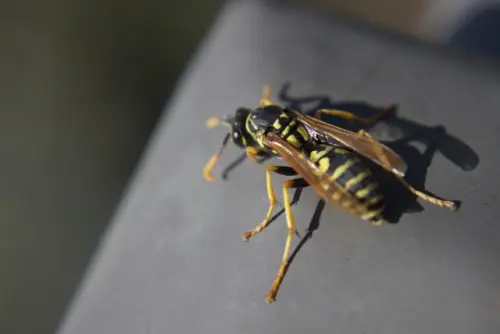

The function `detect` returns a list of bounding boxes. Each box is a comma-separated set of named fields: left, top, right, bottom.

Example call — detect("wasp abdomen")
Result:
left=309, top=145, right=385, bottom=222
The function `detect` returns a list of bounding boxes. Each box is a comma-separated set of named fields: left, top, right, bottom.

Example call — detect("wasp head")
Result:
left=203, top=107, right=255, bottom=181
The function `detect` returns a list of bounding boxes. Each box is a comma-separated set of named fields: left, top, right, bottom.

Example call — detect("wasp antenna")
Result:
left=206, top=117, right=221, bottom=128
left=206, top=116, right=232, bottom=129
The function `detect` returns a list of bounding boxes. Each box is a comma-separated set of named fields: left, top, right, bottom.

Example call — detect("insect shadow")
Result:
left=221, top=81, right=479, bottom=228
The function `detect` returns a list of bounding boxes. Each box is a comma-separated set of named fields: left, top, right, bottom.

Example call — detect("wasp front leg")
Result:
left=266, top=177, right=309, bottom=303
left=246, top=147, right=267, bottom=164
left=242, top=166, right=299, bottom=241
left=221, top=149, right=272, bottom=181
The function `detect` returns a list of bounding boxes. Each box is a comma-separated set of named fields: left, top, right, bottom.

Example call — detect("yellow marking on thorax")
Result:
left=287, top=135, right=301, bottom=148
left=297, top=126, right=309, bottom=141
left=272, top=119, right=282, bottom=129
left=256, top=136, right=264, bottom=148
left=332, top=192, right=341, bottom=201
left=345, top=171, right=370, bottom=190
left=281, top=120, right=296, bottom=137
left=246, top=117, right=256, bottom=136
left=355, top=183, right=377, bottom=199
left=329, top=158, right=359, bottom=181
left=282, top=126, right=290, bottom=136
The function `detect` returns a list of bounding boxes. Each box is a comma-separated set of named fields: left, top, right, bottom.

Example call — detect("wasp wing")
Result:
left=289, top=109, right=407, bottom=177
left=261, top=132, right=368, bottom=215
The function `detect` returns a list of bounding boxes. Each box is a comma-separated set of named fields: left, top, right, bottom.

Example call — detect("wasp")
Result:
left=204, top=85, right=460, bottom=303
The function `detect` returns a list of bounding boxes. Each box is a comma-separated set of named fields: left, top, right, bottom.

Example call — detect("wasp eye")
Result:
left=231, top=129, right=244, bottom=147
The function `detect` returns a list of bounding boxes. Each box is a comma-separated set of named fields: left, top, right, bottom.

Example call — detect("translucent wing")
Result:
left=261, top=132, right=369, bottom=215
left=289, top=109, right=407, bottom=177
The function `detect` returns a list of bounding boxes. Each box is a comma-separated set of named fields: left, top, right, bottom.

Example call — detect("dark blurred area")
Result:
left=1, top=0, right=499, bottom=333
left=0, top=1, right=226, bottom=333
left=451, top=4, right=500, bottom=58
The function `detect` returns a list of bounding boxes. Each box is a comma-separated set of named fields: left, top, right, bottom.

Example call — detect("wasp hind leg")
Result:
left=394, top=176, right=460, bottom=211
left=259, top=84, right=276, bottom=107
left=242, top=166, right=300, bottom=241
left=315, top=104, right=395, bottom=125
left=359, top=130, right=460, bottom=211
left=266, top=177, right=308, bottom=303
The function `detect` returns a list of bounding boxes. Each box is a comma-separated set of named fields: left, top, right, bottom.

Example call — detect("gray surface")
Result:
left=58, top=1, right=500, bottom=333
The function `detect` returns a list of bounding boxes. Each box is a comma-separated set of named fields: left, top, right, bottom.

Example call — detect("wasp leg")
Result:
left=242, top=166, right=299, bottom=241
left=259, top=84, right=276, bottom=107
left=222, top=150, right=272, bottom=180
left=358, top=130, right=459, bottom=211
left=246, top=146, right=268, bottom=164
left=266, top=177, right=308, bottom=304
left=315, top=104, right=395, bottom=125
left=394, top=176, right=459, bottom=211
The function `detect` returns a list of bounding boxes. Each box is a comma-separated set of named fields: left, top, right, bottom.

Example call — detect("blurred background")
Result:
left=1, top=0, right=499, bottom=333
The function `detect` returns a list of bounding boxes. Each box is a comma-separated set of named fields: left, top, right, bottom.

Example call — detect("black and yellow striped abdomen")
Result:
left=308, top=145, right=385, bottom=223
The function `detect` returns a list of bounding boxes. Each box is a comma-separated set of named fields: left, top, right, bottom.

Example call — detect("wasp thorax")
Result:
left=250, top=105, right=284, bottom=130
